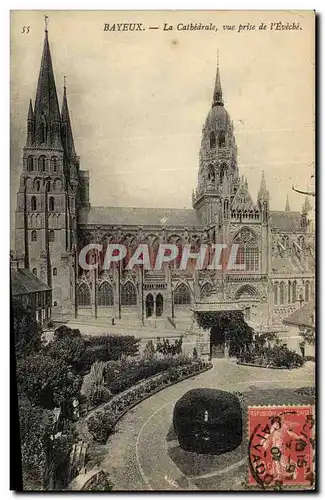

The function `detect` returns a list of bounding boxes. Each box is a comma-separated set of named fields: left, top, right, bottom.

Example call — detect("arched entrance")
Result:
left=145, top=294, right=154, bottom=318
left=210, top=326, right=226, bottom=358
left=156, top=293, right=163, bottom=317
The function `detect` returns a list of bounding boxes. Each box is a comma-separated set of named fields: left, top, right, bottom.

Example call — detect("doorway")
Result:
left=145, top=294, right=154, bottom=318
left=156, top=293, right=163, bottom=317
left=210, top=326, right=226, bottom=358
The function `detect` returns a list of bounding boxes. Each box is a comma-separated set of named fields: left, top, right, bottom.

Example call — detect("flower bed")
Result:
left=85, top=360, right=212, bottom=444
left=237, top=345, right=305, bottom=369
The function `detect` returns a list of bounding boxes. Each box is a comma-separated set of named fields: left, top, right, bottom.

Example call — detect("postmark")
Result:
left=248, top=405, right=315, bottom=489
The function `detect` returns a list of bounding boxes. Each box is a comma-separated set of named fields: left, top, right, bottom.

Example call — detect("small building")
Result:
left=282, top=299, right=315, bottom=357
left=11, top=267, right=52, bottom=324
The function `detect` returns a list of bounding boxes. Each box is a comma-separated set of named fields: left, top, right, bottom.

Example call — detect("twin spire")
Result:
left=26, top=21, right=75, bottom=155
left=212, top=51, right=223, bottom=108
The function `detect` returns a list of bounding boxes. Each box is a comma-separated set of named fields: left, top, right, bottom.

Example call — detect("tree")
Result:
left=143, top=340, right=155, bottom=359
left=196, top=311, right=254, bottom=356
left=18, top=398, right=54, bottom=490
left=54, top=325, right=82, bottom=340
left=45, top=335, right=86, bottom=373
left=12, top=297, right=42, bottom=357
left=17, top=354, right=82, bottom=410
left=300, top=327, right=315, bottom=346
left=156, top=336, right=183, bottom=356
left=83, top=361, right=112, bottom=407
left=86, top=335, right=140, bottom=362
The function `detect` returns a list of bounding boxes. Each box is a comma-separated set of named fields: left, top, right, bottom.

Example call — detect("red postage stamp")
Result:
left=248, top=405, right=315, bottom=489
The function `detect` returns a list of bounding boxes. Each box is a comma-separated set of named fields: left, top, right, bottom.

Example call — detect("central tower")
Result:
left=192, top=60, right=240, bottom=229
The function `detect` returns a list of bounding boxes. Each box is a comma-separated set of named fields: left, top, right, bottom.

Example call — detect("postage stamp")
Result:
left=248, top=405, right=315, bottom=489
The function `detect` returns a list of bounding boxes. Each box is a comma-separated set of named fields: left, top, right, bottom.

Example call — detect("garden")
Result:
left=13, top=298, right=210, bottom=491
left=237, top=332, right=305, bottom=369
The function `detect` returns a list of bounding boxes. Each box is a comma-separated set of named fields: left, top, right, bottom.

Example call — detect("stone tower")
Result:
left=14, top=26, right=89, bottom=312
left=192, top=59, right=240, bottom=239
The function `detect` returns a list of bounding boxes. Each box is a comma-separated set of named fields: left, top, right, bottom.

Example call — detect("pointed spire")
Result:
left=26, top=99, right=35, bottom=146
left=258, top=170, right=269, bottom=201
left=61, top=81, right=76, bottom=157
left=34, top=24, right=61, bottom=148
left=27, top=99, right=34, bottom=121
left=285, top=194, right=290, bottom=211
left=302, top=196, right=312, bottom=215
left=212, top=51, right=224, bottom=108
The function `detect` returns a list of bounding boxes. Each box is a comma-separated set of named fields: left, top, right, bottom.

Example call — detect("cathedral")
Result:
left=13, top=27, right=315, bottom=352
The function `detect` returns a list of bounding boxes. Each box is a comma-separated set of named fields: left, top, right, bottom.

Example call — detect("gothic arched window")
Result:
left=49, top=197, right=55, bottom=212
left=207, top=165, right=215, bottom=183
left=49, top=230, right=55, bottom=242
left=77, top=283, right=91, bottom=307
left=288, top=281, right=292, bottom=303
left=174, top=283, right=191, bottom=305
left=40, top=122, right=46, bottom=144
left=31, top=196, right=37, bottom=211
left=38, top=156, right=46, bottom=172
left=31, top=230, right=37, bottom=242
left=210, top=131, right=216, bottom=149
left=201, top=282, right=213, bottom=299
left=35, top=180, right=40, bottom=192
left=220, top=163, right=228, bottom=184
left=224, top=199, right=229, bottom=218
left=245, top=247, right=259, bottom=271
left=298, top=236, right=305, bottom=250
left=51, top=156, right=57, bottom=173
left=274, top=282, right=278, bottom=305
left=121, top=281, right=137, bottom=306
left=53, top=268, right=57, bottom=276
left=219, top=130, right=226, bottom=147
left=282, top=236, right=289, bottom=249
left=305, top=281, right=310, bottom=303
left=98, top=282, right=114, bottom=306
left=279, top=282, right=285, bottom=305
left=292, top=281, right=297, bottom=302
left=27, top=156, right=34, bottom=172
left=32, top=268, right=37, bottom=276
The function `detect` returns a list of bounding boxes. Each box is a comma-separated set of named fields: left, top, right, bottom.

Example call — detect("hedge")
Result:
left=85, top=360, right=212, bottom=444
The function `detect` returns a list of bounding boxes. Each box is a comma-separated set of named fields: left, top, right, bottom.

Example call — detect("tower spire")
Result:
left=25, top=99, right=34, bottom=146
left=258, top=170, right=269, bottom=201
left=61, top=81, right=76, bottom=157
left=34, top=22, right=61, bottom=148
left=285, top=193, right=290, bottom=211
left=212, top=51, right=223, bottom=108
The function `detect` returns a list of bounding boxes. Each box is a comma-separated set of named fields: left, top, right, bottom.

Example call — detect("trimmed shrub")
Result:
left=173, top=388, right=242, bottom=455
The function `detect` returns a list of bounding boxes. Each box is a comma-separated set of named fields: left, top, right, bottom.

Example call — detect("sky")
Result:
left=10, top=10, right=315, bottom=234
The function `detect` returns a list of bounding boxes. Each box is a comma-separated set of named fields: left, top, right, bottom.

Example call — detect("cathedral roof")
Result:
left=270, top=211, right=303, bottom=231
left=78, top=206, right=202, bottom=228
left=271, top=258, right=300, bottom=274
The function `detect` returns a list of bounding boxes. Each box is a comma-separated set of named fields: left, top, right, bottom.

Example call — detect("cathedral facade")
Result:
left=14, top=28, right=315, bottom=346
